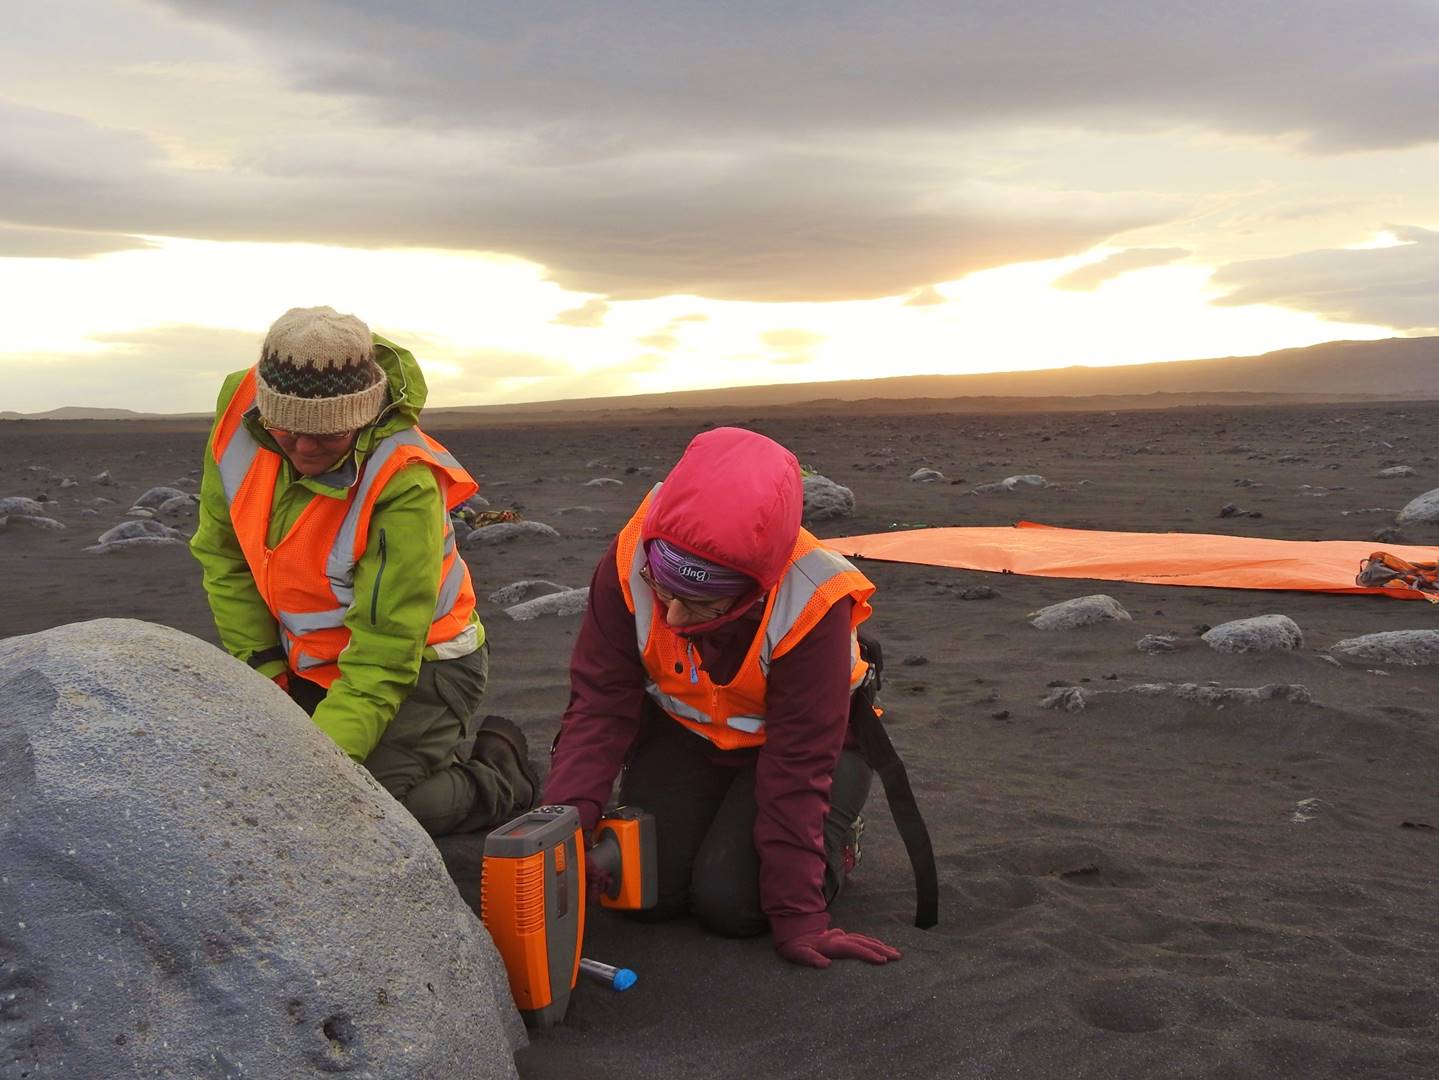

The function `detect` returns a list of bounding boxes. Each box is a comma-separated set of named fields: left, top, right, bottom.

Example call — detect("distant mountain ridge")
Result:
left=5, top=335, right=1435, bottom=420
left=442, top=335, right=1438, bottom=415
left=0, top=406, right=195, bottom=421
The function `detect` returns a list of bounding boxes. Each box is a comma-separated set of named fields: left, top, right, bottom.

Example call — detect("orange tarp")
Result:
left=823, top=521, right=1436, bottom=600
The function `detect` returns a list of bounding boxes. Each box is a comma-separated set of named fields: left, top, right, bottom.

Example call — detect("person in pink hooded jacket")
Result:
left=542, top=427, right=901, bottom=968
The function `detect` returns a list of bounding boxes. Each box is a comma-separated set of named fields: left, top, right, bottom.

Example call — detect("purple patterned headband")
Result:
left=645, top=539, right=756, bottom=598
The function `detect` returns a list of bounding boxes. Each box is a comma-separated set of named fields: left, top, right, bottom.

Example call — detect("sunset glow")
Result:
left=2, top=2, right=1435, bottom=413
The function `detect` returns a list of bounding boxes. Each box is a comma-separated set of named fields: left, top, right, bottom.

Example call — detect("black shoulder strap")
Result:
left=851, top=635, right=939, bottom=929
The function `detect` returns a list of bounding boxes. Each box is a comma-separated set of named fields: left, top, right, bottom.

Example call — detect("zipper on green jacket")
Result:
left=371, top=528, right=388, bottom=625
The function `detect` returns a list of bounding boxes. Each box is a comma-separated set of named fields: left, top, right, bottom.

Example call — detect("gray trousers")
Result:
left=289, top=646, right=522, bottom=837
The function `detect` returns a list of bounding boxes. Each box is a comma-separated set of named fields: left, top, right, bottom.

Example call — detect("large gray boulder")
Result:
left=0, top=619, right=524, bottom=1080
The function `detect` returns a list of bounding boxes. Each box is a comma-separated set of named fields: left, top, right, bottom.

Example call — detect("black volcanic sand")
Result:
left=3, top=400, right=1438, bottom=1080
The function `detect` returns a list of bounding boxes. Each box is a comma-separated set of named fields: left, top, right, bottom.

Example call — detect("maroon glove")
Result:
left=583, top=845, right=612, bottom=903
left=776, top=928, right=902, bottom=969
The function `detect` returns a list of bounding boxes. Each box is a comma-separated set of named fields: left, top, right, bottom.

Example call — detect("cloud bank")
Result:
left=1212, top=226, right=1439, bottom=331
left=1054, top=248, right=1190, bottom=291
left=1, top=1, right=1432, bottom=305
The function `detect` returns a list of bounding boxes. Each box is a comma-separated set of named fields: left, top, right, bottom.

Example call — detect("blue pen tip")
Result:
left=612, top=968, right=637, bottom=992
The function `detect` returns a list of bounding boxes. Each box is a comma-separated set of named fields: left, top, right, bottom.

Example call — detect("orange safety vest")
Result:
left=210, top=367, right=478, bottom=687
left=615, top=488, right=876, bottom=750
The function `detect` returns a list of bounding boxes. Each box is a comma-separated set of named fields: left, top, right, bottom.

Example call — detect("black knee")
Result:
left=690, top=856, right=765, bottom=938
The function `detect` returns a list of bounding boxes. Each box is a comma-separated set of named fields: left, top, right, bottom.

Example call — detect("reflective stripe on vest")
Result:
left=211, top=367, right=477, bottom=686
left=616, top=485, right=874, bottom=749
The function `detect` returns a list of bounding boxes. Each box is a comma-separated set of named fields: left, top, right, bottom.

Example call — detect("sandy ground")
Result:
left=2, top=399, right=1437, bottom=1080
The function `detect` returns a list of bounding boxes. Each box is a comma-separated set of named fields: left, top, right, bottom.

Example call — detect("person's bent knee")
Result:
left=691, top=884, right=767, bottom=939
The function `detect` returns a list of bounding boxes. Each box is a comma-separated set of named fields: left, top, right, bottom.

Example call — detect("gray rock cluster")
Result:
left=0, top=495, right=65, bottom=532
left=3, top=483, right=204, bottom=549
left=0, top=619, right=524, bottom=1080
left=1126, top=682, right=1313, bottom=706
left=1042, top=681, right=1313, bottom=711
left=87, top=518, right=189, bottom=554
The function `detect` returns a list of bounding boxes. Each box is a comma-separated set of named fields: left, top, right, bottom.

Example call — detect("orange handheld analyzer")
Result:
left=480, top=804, right=657, bottom=1028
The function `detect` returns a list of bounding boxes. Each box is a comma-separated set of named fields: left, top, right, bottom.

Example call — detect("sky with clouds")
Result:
left=2, top=0, right=1436, bottom=413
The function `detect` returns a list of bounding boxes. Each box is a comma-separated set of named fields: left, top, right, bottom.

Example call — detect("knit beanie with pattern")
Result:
left=255, top=307, right=388, bottom=434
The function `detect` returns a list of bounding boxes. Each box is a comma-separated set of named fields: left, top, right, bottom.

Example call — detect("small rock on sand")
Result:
left=132, top=485, right=190, bottom=509
left=1029, top=595, right=1132, bottom=630
left=1328, top=630, right=1439, bottom=667
left=584, top=477, right=624, bottom=487
left=909, top=468, right=944, bottom=482
left=1136, top=634, right=1180, bottom=654
left=97, top=520, right=184, bottom=545
left=1377, top=466, right=1415, bottom=478
left=971, top=474, right=1049, bottom=495
left=85, top=536, right=189, bottom=553
left=802, top=474, right=855, bottom=522
left=488, top=580, right=569, bottom=606
left=1396, top=487, right=1439, bottom=525
left=1002, top=474, right=1048, bottom=489
left=505, top=588, right=590, bottom=621
left=1041, top=687, right=1089, bottom=711
left=1201, top=615, right=1304, bottom=654
left=157, top=495, right=198, bottom=517
left=465, top=521, right=560, bottom=545
left=6, top=515, right=65, bottom=531
left=0, top=496, right=47, bottom=518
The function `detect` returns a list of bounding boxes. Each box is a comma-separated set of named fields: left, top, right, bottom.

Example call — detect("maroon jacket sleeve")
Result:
left=540, top=538, right=647, bottom=832
left=754, top=597, right=855, bottom=947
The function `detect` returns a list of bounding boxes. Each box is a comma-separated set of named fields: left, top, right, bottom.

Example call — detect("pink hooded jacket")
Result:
left=542, top=427, right=858, bottom=947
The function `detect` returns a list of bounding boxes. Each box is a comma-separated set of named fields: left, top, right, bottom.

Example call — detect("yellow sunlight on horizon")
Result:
left=0, top=236, right=1396, bottom=412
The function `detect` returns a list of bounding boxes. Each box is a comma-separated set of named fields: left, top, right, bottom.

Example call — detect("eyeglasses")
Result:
left=639, top=563, right=734, bottom=621
left=264, top=425, right=356, bottom=448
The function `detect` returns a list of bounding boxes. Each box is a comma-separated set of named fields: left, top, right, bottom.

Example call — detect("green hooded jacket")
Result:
left=190, top=334, right=485, bottom=761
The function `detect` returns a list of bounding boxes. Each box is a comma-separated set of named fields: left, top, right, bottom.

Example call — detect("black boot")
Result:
left=470, top=715, right=541, bottom=816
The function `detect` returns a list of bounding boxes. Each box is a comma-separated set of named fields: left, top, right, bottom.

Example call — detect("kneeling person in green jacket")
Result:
left=191, top=305, right=537, bottom=835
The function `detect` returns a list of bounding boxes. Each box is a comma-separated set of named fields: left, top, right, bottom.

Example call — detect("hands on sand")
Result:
left=776, top=927, right=901, bottom=969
